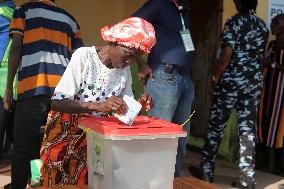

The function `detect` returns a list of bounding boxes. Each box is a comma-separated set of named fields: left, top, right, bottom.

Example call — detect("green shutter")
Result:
left=0, top=6, right=16, bottom=98
left=0, top=6, right=14, bottom=20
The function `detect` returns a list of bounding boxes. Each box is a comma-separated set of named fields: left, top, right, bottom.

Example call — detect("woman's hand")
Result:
left=138, top=93, right=153, bottom=112
left=96, top=96, right=128, bottom=115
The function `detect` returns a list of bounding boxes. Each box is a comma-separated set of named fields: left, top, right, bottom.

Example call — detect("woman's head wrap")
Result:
left=101, top=17, right=156, bottom=53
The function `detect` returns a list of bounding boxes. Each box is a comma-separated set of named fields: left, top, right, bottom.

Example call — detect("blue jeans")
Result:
left=145, top=65, right=195, bottom=176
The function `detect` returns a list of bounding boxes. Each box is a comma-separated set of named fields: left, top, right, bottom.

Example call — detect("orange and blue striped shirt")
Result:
left=9, top=0, right=83, bottom=99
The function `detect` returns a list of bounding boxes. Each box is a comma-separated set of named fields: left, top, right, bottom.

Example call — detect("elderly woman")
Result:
left=40, top=17, right=156, bottom=186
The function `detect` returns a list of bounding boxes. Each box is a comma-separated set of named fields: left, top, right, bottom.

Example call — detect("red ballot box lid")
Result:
left=79, top=116, right=186, bottom=139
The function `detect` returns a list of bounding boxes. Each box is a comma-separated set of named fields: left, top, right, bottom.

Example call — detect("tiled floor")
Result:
left=0, top=150, right=283, bottom=189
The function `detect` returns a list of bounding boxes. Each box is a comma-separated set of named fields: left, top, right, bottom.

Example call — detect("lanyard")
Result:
left=172, top=0, right=186, bottom=30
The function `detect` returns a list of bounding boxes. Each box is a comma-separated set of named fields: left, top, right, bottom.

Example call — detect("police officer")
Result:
left=200, top=0, right=269, bottom=188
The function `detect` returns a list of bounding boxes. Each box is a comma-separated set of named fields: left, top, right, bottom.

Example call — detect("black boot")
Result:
left=232, top=180, right=255, bottom=189
left=188, top=166, right=214, bottom=183
left=201, top=172, right=214, bottom=183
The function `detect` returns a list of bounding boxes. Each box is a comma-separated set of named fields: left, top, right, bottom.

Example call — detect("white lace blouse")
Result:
left=52, top=46, right=133, bottom=116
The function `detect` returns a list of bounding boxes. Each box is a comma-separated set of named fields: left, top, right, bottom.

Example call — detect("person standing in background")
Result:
left=257, top=14, right=284, bottom=176
left=199, top=0, right=268, bottom=188
left=0, top=0, right=15, bottom=159
left=132, top=0, right=195, bottom=177
left=3, top=0, right=83, bottom=188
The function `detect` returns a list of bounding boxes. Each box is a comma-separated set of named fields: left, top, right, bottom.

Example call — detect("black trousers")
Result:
left=11, top=95, right=50, bottom=189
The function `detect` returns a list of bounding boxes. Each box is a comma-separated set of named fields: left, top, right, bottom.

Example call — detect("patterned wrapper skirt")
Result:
left=258, top=66, right=284, bottom=148
left=40, top=111, right=88, bottom=186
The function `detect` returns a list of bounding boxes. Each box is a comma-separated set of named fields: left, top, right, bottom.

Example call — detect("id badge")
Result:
left=180, top=29, right=195, bottom=52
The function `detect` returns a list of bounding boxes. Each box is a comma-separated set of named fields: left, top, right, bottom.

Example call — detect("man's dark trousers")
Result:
left=11, top=95, right=50, bottom=189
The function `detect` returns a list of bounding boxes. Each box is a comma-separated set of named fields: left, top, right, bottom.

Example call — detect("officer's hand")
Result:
left=212, top=75, right=220, bottom=85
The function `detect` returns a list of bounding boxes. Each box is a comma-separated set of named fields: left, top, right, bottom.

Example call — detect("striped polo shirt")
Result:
left=9, top=0, right=84, bottom=99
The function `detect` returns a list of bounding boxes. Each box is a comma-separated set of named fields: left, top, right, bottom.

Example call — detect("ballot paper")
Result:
left=114, top=95, right=142, bottom=125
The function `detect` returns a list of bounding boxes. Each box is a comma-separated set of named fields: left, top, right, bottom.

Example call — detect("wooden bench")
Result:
left=37, top=177, right=220, bottom=189
left=174, top=177, right=220, bottom=189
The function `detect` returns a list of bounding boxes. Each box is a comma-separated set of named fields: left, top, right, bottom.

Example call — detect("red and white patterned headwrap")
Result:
left=101, top=17, right=156, bottom=53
